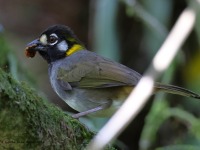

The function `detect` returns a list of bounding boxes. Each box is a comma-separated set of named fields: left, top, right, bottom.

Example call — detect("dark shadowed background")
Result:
left=1, top=0, right=200, bottom=149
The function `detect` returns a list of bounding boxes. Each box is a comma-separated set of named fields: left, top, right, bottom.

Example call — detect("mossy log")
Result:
left=0, top=68, right=98, bottom=150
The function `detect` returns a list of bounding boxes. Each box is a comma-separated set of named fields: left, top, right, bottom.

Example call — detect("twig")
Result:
left=86, top=7, right=196, bottom=150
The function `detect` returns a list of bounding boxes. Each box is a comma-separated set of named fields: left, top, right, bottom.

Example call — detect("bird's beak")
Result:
left=25, top=39, right=46, bottom=58
left=26, top=39, right=45, bottom=52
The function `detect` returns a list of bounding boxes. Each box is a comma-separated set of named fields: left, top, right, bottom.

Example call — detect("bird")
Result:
left=25, top=25, right=200, bottom=118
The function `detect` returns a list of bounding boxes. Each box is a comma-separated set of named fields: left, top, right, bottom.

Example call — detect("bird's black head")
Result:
left=25, top=25, right=85, bottom=63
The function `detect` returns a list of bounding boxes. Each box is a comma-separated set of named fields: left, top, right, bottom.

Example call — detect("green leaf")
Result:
left=156, top=145, right=200, bottom=150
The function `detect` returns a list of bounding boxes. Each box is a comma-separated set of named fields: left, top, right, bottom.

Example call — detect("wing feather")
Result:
left=57, top=50, right=142, bottom=88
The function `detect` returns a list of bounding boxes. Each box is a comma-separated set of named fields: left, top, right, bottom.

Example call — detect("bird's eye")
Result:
left=49, top=34, right=58, bottom=45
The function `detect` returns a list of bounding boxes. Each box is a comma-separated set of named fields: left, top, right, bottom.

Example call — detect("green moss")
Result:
left=0, top=32, right=10, bottom=67
left=0, top=68, right=95, bottom=149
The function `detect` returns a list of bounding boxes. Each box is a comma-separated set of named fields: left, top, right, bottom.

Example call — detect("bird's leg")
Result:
left=72, top=102, right=111, bottom=119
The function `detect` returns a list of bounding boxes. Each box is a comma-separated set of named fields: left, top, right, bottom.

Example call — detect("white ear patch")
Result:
left=57, top=40, right=68, bottom=52
left=40, top=34, right=48, bottom=45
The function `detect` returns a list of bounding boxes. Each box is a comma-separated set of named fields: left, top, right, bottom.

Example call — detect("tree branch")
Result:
left=0, top=68, right=114, bottom=149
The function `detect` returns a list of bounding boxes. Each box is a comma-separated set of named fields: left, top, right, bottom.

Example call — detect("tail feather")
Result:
left=154, top=82, right=200, bottom=99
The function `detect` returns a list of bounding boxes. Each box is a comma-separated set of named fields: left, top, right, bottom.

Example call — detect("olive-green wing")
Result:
left=57, top=57, right=141, bottom=88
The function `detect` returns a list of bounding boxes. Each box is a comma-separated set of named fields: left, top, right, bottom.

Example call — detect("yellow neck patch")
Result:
left=66, top=44, right=84, bottom=56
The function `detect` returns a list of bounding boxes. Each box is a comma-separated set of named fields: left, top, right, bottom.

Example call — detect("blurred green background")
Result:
left=1, top=0, right=200, bottom=149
